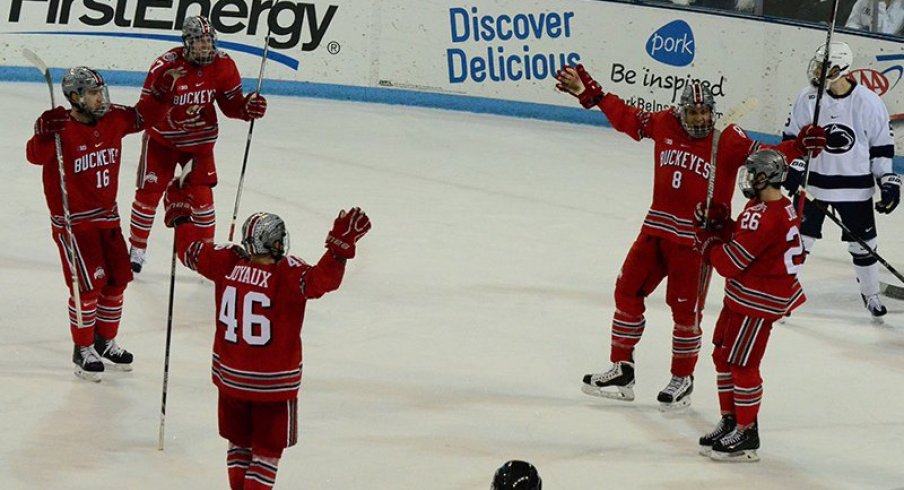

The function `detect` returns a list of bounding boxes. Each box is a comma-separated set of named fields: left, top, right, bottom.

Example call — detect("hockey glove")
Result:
left=783, top=158, right=806, bottom=196
left=163, top=179, right=193, bottom=227
left=243, top=94, right=267, bottom=120
left=34, top=106, right=69, bottom=139
left=795, top=124, right=827, bottom=157
left=693, top=227, right=723, bottom=263
left=693, top=202, right=732, bottom=231
left=875, top=173, right=901, bottom=214
left=554, top=64, right=604, bottom=109
left=325, top=207, right=372, bottom=259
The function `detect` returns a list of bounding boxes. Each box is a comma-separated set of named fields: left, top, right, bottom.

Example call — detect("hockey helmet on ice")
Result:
left=61, top=66, right=110, bottom=118
left=242, top=212, right=289, bottom=259
left=739, top=148, right=787, bottom=199
left=182, top=16, right=218, bottom=65
left=491, top=460, right=542, bottom=490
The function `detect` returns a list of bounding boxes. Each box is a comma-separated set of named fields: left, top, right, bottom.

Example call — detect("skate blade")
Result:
left=698, top=446, right=713, bottom=457
left=710, top=449, right=759, bottom=463
left=74, top=367, right=102, bottom=383
left=104, top=362, right=133, bottom=372
left=581, top=383, right=635, bottom=401
left=658, top=396, right=691, bottom=412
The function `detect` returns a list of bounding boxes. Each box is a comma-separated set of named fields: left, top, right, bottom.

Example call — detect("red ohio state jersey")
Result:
left=180, top=239, right=346, bottom=402
left=598, top=94, right=804, bottom=246
left=26, top=105, right=142, bottom=231
left=141, top=48, right=248, bottom=150
left=710, top=196, right=807, bottom=320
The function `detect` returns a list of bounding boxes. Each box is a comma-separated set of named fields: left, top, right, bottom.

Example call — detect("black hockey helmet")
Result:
left=491, top=460, right=542, bottom=490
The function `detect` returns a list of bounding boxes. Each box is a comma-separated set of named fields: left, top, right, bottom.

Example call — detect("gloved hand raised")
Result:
left=554, top=64, right=605, bottom=109
left=325, top=207, right=371, bottom=259
left=34, top=106, right=69, bottom=139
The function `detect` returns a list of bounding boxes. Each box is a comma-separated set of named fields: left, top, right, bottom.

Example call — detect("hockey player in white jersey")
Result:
left=783, top=41, right=901, bottom=321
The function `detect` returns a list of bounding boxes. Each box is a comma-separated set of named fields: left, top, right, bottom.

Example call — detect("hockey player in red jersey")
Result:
left=26, top=67, right=171, bottom=382
left=128, top=15, right=268, bottom=273
left=695, top=149, right=807, bottom=462
left=163, top=180, right=371, bottom=489
left=554, top=64, right=825, bottom=408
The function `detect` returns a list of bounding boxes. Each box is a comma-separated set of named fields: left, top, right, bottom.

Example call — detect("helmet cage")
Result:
left=241, top=212, right=289, bottom=259
left=739, top=149, right=788, bottom=199
left=61, top=67, right=110, bottom=118
left=678, top=81, right=717, bottom=139
left=182, top=16, right=218, bottom=65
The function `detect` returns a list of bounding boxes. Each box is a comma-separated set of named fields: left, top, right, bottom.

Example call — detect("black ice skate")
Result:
left=582, top=362, right=635, bottom=401
left=73, top=344, right=104, bottom=383
left=862, top=294, right=887, bottom=324
left=95, top=335, right=134, bottom=371
left=657, top=375, right=693, bottom=411
left=710, top=423, right=760, bottom=462
left=698, top=414, right=736, bottom=456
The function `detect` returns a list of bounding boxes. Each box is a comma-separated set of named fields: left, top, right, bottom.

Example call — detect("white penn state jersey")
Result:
left=782, top=82, right=895, bottom=202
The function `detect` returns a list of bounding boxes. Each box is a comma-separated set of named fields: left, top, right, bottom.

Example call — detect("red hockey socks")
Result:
left=227, top=446, right=252, bottom=490
left=69, top=294, right=98, bottom=346
left=95, top=288, right=125, bottom=340
left=609, top=311, right=645, bottom=363
left=244, top=455, right=279, bottom=489
left=129, top=189, right=163, bottom=249
left=670, top=323, right=702, bottom=377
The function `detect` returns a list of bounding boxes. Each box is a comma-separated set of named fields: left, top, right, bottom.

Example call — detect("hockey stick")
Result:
left=158, top=160, right=193, bottom=451
left=227, top=33, right=272, bottom=242
left=692, top=97, right=760, bottom=331
left=22, top=49, right=86, bottom=334
left=879, top=281, right=904, bottom=300
left=804, top=196, right=904, bottom=288
left=797, top=0, right=841, bottom=219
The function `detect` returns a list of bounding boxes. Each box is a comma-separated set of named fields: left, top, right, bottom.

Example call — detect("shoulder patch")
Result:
left=162, top=51, right=178, bottom=62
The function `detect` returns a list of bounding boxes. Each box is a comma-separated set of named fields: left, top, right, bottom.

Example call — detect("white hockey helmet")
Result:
left=808, top=41, right=853, bottom=87
left=61, top=66, right=110, bottom=118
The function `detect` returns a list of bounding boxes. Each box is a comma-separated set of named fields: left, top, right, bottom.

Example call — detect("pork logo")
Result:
left=646, top=20, right=695, bottom=67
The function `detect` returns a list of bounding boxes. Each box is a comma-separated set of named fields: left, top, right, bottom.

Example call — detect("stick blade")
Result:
left=718, top=97, right=760, bottom=130
left=880, top=281, right=904, bottom=301
left=22, top=48, right=49, bottom=74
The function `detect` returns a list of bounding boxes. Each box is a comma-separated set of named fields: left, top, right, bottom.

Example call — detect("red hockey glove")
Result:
left=554, top=64, right=604, bottom=109
left=325, top=207, right=371, bottom=259
left=796, top=124, right=827, bottom=157
left=243, top=94, right=267, bottom=120
left=163, top=179, right=193, bottom=228
left=693, top=228, right=723, bottom=263
left=693, top=202, right=732, bottom=231
left=34, top=106, right=69, bottom=139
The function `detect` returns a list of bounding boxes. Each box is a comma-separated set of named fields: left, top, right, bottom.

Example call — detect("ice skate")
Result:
left=72, top=344, right=104, bottom=383
left=698, top=414, right=736, bottom=456
left=95, top=335, right=134, bottom=371
left=130, top=246, right=147, bottom=273
left=710, top=423, right=760, bottom=463
left=657, top=375, right=693, bottom=411
left=581, top=362, right=635, bottom=401
left=862, top=294, right=887, bottom=324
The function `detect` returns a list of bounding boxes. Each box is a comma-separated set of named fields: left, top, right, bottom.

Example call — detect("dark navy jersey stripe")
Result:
left=807, top=172, right=875, bottom=189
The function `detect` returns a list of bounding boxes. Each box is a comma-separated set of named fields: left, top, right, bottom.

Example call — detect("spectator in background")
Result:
left=764, top=0, right=857, bottom=25
left=846, top=0, right=904, bottom=34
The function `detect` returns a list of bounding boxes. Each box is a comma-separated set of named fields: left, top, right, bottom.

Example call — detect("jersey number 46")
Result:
left=219, top=286, right=272, bottom=345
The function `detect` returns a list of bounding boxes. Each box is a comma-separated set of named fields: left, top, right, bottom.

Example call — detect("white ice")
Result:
left=1, top=82, right=903, bottom=490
